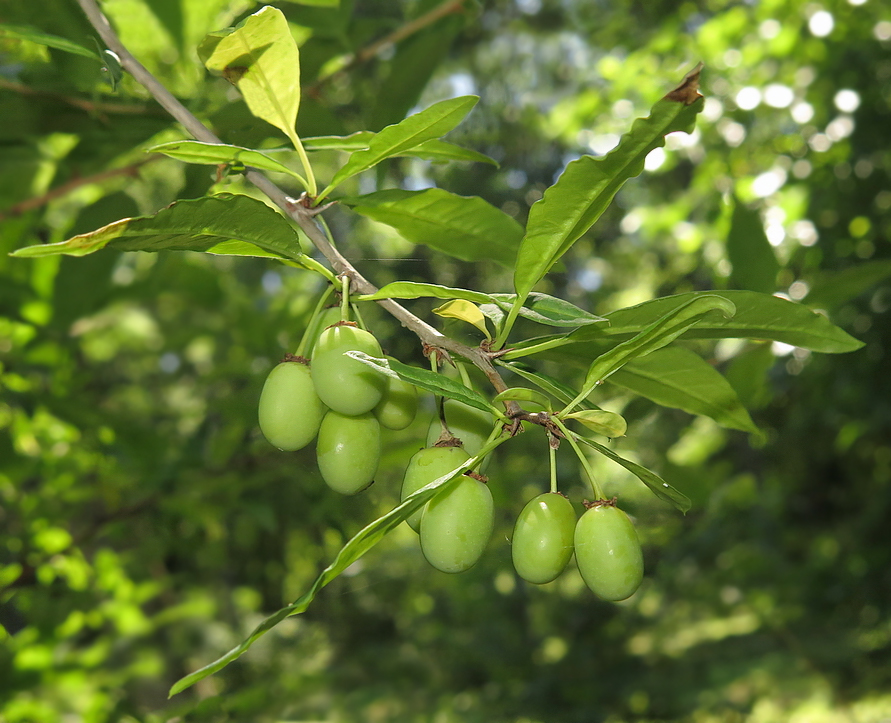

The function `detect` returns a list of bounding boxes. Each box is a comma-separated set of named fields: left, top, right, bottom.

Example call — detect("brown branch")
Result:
left=0, top=77, right=160, bottom=116
left=306, top=0, right=468, bottom=96
left=72, top=0, right=512, bottom=396
left=0, top=156, right=160, bottom=220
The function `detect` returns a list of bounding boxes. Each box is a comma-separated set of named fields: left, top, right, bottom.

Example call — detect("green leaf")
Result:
left=302, top=134, right=496, bottom=166
left=584, top=291, right=863, bottom=353
left=726, top=196, right=779, bottom=293
left=562, top=409, right=627, bottom=437
left=498, top=361, right=594, bottom=410
left=169, top=459, right=473, bottom=696
left=608, top=347, right=759, bottom=433
left=344, top=353, right=502, bottom=419
left=569, top=295, right=736, bottom=409
left=492, top=387, right=552, bottom=411
left=489, top=293, right=607, bottom=327
left=321, top=96, right=479, bottom=196
left=10, top=195, right=305, bottom=261
left=400, top=139, right=498, bottom=166
left=357, top=282, right=494, bottom=305
left=301, top=132, right=374, bottom=151
left=148, top=141, right=304, bottom=179
left=0, top=24, right=101, bottom=60
left=201, top=6, right=302, bottom=147
left=342, top=189, right=523, bottom=268
left=804, top=260, right=891, bottom=309
left=574, top=435, right=692, bottom=513
left=513, top=68, right=704, bottom=300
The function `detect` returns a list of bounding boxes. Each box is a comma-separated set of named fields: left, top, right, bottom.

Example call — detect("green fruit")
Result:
left=426, top=400, right=492, bottom=456
left=375, top=372, right=418, bottom=431
left=316, top=410, right=380, bottom=494
left=400, top=446, right=471, bottom=532
left=574, top=503, right=643, bottom=601
left=420, top=475, right=493, bottom=573
left=511, top=493, right=576, bottom=584
left=258, top=359, right=325, bottom=451
left=312, top=324, right=386, bottom=416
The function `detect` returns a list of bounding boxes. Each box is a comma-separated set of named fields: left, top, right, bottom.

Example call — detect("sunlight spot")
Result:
left=791, top=102, right=815, bottom=123
left=752, top=168, right=787, bottom=198
left=826, top=116, right=855, bottom=141
left=790, top=220, right=819, bottom=247
left=809, top=133, right=832, bottom=152
left=834, top=89, right=861, bottom=113
left=644, top=147, right=666, bottom=171
left=736, top=86, right=761, bottom=110
left=809, top=10, right=834, bottom=37
left=789, top=281, right=810, bottom=300
left=759, top=19, right=781, bottom=39
left=764, top=84, right=794, bottom=108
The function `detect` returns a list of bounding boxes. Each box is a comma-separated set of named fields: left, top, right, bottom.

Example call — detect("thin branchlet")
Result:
left=73, top=0, right=514, bottom=403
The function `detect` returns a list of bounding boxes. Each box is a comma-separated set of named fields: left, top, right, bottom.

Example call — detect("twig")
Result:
left=0, top=77, right=160, bottom=116
left=72, top=0, right=511, bottom=394
left=0, top=156, right=159, bottom=220
left=306, top=0, right=468, bottom=96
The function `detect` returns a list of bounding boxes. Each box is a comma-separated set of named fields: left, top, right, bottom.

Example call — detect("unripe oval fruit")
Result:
left=426, top=400, right=492, bottom=456
left=258, top=360, right=325, bottom=451
left=574, top=504, right=643, bottom=601
left=312, top=324, right=386, bottom=416
left=420, top=476, right=493, bottom=573
left=375, top=373, right=419, bottom=431
left=511, top=493, right=576, bottom=584
left=400, top=446, right=471, bottom=532
left=316, top=410, right=380, bottom=495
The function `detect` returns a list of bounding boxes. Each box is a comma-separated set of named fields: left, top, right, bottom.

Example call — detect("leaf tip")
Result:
left=664, top=62, right=704, bottom=105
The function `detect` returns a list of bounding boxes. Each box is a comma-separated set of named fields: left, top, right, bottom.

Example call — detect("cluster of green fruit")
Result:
left=258, top=319, right=419, bottom=494
left=259, top=318, right=644, bottom=601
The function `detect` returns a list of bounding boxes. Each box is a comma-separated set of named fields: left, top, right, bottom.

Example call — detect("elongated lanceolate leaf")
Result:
left=609, top=346, right=758, bottom=433
left=301, top=132, right=374, bottom=151
left=342, top=189, right=523, bottom=268
left=726, top=196, right=779, bottom=294
left=498, top=361, right=594, bottom=410
left=492, top=387, right=552, bottom=411
left=322, top=96, right=478, bottom=196
left=489, top=293, right=607, bottom=327
left=574, top=435, right=692, bottom=513
left=804, top=260, right=891, bottom=310
left=402, top=140, right=498, bottom=166
left=574, top=290, right=863, bottom=353
left=562, top=409, right=628, bottom=437
left=149, top=141, right=303, bottom=178
left=0, top=24, right=101, bottom=60
left=569, top=295, right=735, bottom=409
left=345, top=353, right=503, bottom=418
left=302, top=133, right=496, bottom=165
left=169, top=459, right=478, bottom=696
left=357, top=282, right=494, bottom=305
left=11, top=195, right=305, bottom=260
left=513, top=66, right=704, bottom=300
left=201, top=7, right=301, bottom=146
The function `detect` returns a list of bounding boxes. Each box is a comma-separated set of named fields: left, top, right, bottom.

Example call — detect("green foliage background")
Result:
left=1, top=0, right=890, bottom=720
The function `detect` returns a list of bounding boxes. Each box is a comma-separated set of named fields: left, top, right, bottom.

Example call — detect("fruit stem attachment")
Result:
left=295, top=286, right=335, bottom=356
left=551, top=418, right=606, bottom=500
left=339, top=275, right=350, bottom=322
left=549, top=437, right=558, bottom=494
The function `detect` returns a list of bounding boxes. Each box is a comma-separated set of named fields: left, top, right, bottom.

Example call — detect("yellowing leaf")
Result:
left=201, top=7, right=301, bottom=148
left=433, top=300, right=491, bottom=340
